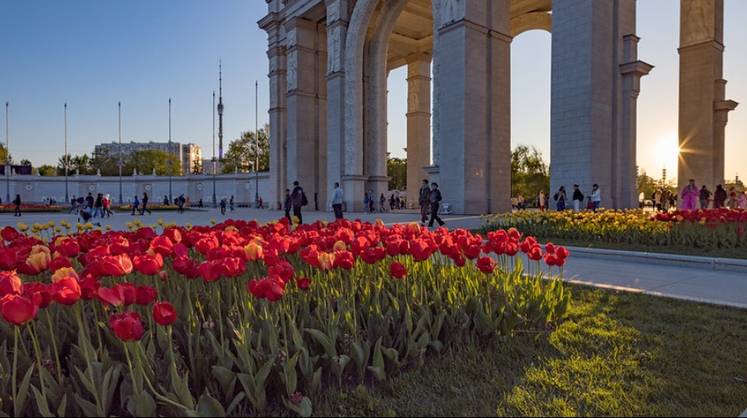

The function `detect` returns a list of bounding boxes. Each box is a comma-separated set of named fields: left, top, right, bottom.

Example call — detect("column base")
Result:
left=342, top=175, right=367, bottom=212
left=367, top=176, right=390, bottom=201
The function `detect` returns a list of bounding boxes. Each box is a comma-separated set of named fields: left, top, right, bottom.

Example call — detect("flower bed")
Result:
left=0, top=220, right=569, bottom=416
left=483, top=209, right=747, bottom=250
left=0, top=204, right=65, bottom=213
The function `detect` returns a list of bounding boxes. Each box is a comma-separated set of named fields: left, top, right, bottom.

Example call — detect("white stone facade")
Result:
left=259, top=0, right=735, bottom=214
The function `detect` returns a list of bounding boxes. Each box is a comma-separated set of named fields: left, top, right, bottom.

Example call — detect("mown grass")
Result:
left=540, top=237, right=747, bottom=260
left=315, top=286, right=747, bottom=417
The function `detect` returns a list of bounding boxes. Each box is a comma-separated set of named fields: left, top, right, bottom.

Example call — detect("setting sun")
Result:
left=653, top=133, right=680, bottom=174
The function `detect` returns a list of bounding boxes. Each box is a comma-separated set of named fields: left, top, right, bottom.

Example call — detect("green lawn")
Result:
left=315, top=286, right=747, bottom=417
left=538, top=238, right=747, bottom=260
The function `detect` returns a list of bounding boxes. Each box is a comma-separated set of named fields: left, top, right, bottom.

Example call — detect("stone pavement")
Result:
left=1, top=208, right=745, bottom=310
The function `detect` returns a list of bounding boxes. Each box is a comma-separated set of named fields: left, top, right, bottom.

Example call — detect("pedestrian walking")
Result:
left=330, top=182, right=344, bottom=220
left=93, top=193, right=104, bottom=218
left=131, top=195, right=140, bottom=216
left=419, top=179, right=431, bottom=225
left=177, top=194, right=186, bottom=214
left=428, top=182, right=445, bottom=227
left=679, top=179, right=698, bottom=210
left=591, top=184, right=601, bottom=211
left=141, top=192, right=152, bottom=215
left=220, top=198, right=227, bottom=215
left=714, top=185, right=727, bottom=209
left=283, top=189, right=292, bottom=223
left=230, top=195, right=235, bottom=211
left=554, top=186, right=567, bottom=211
left=379, top=193, right=386, bottom=212
left=12, top=194, right=21, bottom=217
left=538, top=191, right=546, bottom=211
left=290, top=181, right=307, bottom=224
left=572, top=185, right=584, bottom=212
left=699, top=185, right=712, bottom=209
left=103, top=194, right=113, bottom=217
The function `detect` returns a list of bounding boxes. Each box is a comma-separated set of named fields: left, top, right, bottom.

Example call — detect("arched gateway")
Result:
left=259, top=0, right=737, bottom=215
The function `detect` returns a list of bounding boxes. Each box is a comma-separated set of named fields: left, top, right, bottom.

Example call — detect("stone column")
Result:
left=259, top=8, right=287, bottom=209
left=364, top=0, right=408, bottom=201
left=678, top=0, right=737, bottom=190
left=406, top=57, right=432, bottom=209
left=551, top=0, right=637, bottom=209
left=325, top=0, right=350, bottom=209
left=434, top=0, right=512, bottom=215
left=619, top=35, right=653, bottom=209
left=285, top=18, right=326, bottom=201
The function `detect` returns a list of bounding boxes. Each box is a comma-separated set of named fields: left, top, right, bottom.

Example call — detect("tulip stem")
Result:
left=12, top=327, right=19, bottom=417
left=28, top=322, right=47, bottom=398
left=45, top=310, right=63, bottom=382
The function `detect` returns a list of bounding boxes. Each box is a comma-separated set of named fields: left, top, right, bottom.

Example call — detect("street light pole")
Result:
left=168, top=98, right=172, bottom=204
left=64, top=103, right=69, bottom=203
left=255, top=81, right=259, bottom=208
left=118, top=102, right=123, bottom=204
left=5, top=101, right=9, bottom=204
left=212, top=91, right=217, bottom=208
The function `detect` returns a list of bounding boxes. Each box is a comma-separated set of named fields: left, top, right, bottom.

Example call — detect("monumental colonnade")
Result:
left=260, top=0, right=736, bottom=215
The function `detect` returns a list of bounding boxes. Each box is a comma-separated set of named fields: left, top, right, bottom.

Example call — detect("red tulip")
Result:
left=198, top=261, right=221, bottom=283
left=152, top=302, right=177, bottom=326
left=23, top=282, right=52, bottom=308
left=149, top=235, right=174, bottom=257
left=333, top=250, right=355, bottom=270
left=133, top=253, right=164, bottom=276
left=296, top=277, right=311, bottom=291
left=0, top=271, right=22, bottom=298
left=97, top=286, right=124, bottom=307
left=389, top=262, right=407, bottom=280
left=135, top=286, right=157, bottom=306
left=52, top=277, right=82, bottom=306
left=476, top=256, right=496, bottom=274
left=1, top=226, right=19, bottom=242
left=527, top=245, right=544, bottom=261
left=1, top=294, right=39, bottom=325
left=95, top=254, right=133, bottom=277
left=55, top=237, right=80, bottom=257
left=109, top=312, right=145, bottom=341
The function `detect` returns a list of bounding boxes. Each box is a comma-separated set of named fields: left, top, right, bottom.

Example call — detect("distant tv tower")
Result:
left=218, top=60, right=224, bottom=161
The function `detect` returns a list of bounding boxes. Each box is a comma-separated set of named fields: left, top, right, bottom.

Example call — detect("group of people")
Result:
left=679, top=180, right=747, bottom=210
left=72, top=193, right=114, bottom=222
left=282, top=179, right=446, bottom=228
left=551, top=184, right=602, bottom=212
left=362, top=191, right=407, bottom=213
left=130, top=193, right=152, bottom=216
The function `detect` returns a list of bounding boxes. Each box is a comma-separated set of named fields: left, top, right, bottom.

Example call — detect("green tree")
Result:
left=222, top=126, right=270, bottom=174
left=38, top=165, right=58, bottom=176
left=59, top=154, right=96, bottom=175
left=124, top=150, right=181, bottom=176
left=387, top=157, right=407, bottom=190
left=637, top=171, right=659, bottom=199
left=19, top=159, right=31, bottom=166
left=0, top=144, right=12, bottom=164
left=511, top=145, right=549, bottom=202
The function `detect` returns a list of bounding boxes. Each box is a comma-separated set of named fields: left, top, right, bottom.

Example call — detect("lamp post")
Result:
left=254, top=81, right=259, bottom=208
left=168, top=98, right=172, bottom=204
left=118, top=102, right=123, bottom=204
left=212, top=91, right=217, bottom=207
left=64, top=103, right=69, bottom=203
left=5, top=101, right=9, bottom=204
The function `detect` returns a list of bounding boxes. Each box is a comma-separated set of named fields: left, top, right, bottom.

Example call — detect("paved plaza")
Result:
left=2, top=208, right=744, bottom=310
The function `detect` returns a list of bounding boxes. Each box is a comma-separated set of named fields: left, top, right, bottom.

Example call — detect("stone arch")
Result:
left=510, top=11, right=552, bottom=37
left=342, top=0, right=382, bottom=207
left=364, top=0, right=410, bottom=198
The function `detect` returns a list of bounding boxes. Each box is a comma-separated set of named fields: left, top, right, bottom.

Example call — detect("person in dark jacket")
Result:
left=554, top=186, right=567, bottom=211
left=699, top=185, right=712, bottom=209
left=131, top=195, right=140, bottom=215
left=572, top=185, right=585, bottom=211
left=85, top=193, right=94, bottom=209
left=283, top=189, right=292, bottom=223
left=13, top=194, right=21, bottom=217
left=419, top=179, right=431, bottom=225
left=428, top=182, right=445, bottom=227
left=140, top=193, right=152, bottom=215
left=94, top=193, right=104, bottom=218
left=714, top=184, right=728, bottom=208
left=290, top=181, right=306, bottom=224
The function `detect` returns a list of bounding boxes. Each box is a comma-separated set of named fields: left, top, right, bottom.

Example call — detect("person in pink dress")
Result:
left=679, top=179, right=699, bottom=211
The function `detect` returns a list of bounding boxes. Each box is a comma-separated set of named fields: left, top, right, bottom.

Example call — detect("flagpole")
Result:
left=5, top=101, right=9, bottom=204
left=255, top=80, right=259, bottom=208
left=118, top=102, right=123, bottom=204
left=64, top=103, right=69, bottom=203
left=168, top=98, right=172, bottom=204
left=212, top=91, right=217, bottom=208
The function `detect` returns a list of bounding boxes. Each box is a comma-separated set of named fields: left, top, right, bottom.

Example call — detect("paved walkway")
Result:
left=1, top=208, right=745, bottom=310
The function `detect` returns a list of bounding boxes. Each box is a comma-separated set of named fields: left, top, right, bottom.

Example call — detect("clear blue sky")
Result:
left=1, top=0, right=746, bottom=181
